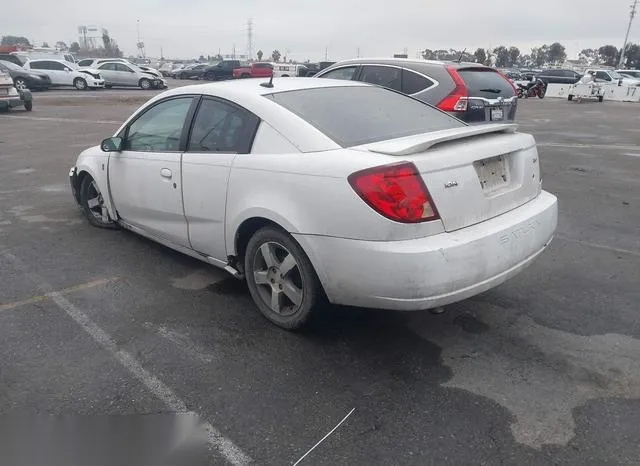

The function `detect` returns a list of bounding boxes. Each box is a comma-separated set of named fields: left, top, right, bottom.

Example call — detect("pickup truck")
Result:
left=203, top=60, right=247, bottom=80
left=233, top=62, right=274, bottom=79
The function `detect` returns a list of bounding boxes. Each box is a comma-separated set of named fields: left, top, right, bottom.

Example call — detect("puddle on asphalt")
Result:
left=408, top=302, right=640, bottom=449
left=170, top=269, right=228, bottom=291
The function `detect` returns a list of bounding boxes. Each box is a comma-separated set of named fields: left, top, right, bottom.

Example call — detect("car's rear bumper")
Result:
left=294, top=190, right=558, bottom=311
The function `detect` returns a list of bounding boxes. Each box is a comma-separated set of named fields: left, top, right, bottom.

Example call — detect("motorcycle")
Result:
left=517, top=78, right=547, bottom=99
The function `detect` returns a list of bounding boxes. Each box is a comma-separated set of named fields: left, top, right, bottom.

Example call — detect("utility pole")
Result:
left=357, top=47, right=360, bottom=58
left=247, top=18, right=253, bottom=61
left=619, top=0, right=639, bottom=68
left=324, top=46, right=328, bottom=61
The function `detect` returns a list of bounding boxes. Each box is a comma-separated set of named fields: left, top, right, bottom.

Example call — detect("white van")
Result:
left=271, top=63, right=308, bottom=77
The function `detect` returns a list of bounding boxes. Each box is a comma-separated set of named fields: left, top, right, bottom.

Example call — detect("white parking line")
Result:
left=0, top=116, right=121, bottom=124
left=2, top=252, right=252, bottom=466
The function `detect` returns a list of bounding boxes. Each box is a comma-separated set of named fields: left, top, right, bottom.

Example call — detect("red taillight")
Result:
left=348, top=162, right=440, bottom=223
left=437, top=65, right=469, bottom=112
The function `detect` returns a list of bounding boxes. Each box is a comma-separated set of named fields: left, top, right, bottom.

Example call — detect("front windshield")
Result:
left=0, top=60, right=23, bottom=71
left=610, top=71, right=622, bottom=79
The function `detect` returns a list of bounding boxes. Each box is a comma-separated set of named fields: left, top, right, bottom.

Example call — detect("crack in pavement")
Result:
left=408, top=302, right=640, bottom=449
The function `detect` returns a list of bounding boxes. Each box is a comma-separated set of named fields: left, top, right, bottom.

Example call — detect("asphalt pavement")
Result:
left=0, top=85, right=638, bottom=465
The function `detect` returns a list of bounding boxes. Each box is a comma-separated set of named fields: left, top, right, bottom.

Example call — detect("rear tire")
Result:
left=74, top=78, right=87, bottom=90
left=244, top=227, right=323, bottom=330
left=79, top=176, right=117, bottom=229
left=24, top=100, right=32, bottom=111
left=205, top=72, right=215, bottom=81
left=139, top=78, right=151, bottom=90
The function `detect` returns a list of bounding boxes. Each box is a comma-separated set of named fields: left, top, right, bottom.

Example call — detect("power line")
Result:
left=619, top=0, right=638, bottom=68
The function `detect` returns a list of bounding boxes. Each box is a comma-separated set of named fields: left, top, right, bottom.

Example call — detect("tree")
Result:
left=474, top=48, right=487, bottom=64
left=531, top=45, right=549, bottom=67
left=548, top=42, right=566, bottom=64
left=1, top=35, right=31, bottom=47
left=598, top=45, right=618, bottom=67
left=101, top=30, right=123, bottom=58
left=271, top=49, right=281, bottom=62
left=421, top=49, right=436, bottom=60
left=579, top=48, right=598, bottom=65
left=69, top=42, right=80, bottom=53
left=622, top=43, right=640, bottom=68
left=508, top=47, right=520, bottom=67
left=41, top=42, right=50, bottom=48
left=493, top=46, right=510, bottom=67
left=198, top=55, right=206, bottom=62
left=257, top=50, right=263, bottom=61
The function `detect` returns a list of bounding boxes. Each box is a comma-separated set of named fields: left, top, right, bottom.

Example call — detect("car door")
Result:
left=97, top=63, right=118, bottom=85
left=182, top=97, right=260, bottom=261
left=29, top=61, right=60, bottom=85
left=116, top=63, right=138, bottom=86
left=108, top=96, right=196, bottom=246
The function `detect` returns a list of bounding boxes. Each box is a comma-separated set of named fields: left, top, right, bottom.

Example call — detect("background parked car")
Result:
left=233, top=62, right=273, bottom=79
left=23, top=59, right=104, bottom=90
left=616, top=69, right=640, bottom=80
left=536, top=69, right=582, bottom=84
left=175, top=63, right=209, bottom=80
left=202, top=60, right=245, bottom=80
left=0, top=70, right=33, bottom=111
left=315, top=58, right=517, bottom=124
left=92, top=61, right=166, bottom=89
left=0, top=54, right=25, bottom=66
left=0, top=60, right=51, bottom=91
left=585, top=69, right=640, bottom=86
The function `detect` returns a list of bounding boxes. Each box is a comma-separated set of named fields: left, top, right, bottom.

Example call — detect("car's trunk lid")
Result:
left=352, top=125, right=542, bottom=232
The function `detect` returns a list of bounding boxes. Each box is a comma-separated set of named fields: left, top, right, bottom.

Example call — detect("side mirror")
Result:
left=101, top=137, right=123, bottom=152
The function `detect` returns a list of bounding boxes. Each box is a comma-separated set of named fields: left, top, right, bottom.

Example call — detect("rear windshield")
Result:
left=267, top=86, right=465, bottom=147
left=457, top=68, right=515, bottom=99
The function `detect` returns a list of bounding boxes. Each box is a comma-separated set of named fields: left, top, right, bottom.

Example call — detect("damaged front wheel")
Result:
left=80, top=176, right=117, bottom=229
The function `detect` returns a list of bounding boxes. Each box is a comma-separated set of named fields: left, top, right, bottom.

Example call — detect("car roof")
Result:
left=322, top=57, right=492, bottom=69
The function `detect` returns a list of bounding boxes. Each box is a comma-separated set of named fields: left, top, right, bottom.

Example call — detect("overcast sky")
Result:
left=4, top=0, right=638, bottom=61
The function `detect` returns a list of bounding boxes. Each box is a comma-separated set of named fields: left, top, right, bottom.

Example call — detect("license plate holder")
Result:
left=490, top=107, right=504, bottom=121
left=474, top=155, right=509, bottom=191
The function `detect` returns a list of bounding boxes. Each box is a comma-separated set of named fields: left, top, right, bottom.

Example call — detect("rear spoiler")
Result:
left=363, top=123, right=519, bottom=156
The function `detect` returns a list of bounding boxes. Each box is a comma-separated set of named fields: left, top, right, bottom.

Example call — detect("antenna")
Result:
left=247, top=18, right=253, bottom=61
left=260, top=74, right=274, bottom=88
left=619, top=0, right=639, bottom=68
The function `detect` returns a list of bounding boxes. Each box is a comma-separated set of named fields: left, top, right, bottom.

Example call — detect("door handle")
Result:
left=160, top=168, right=172, bottom=179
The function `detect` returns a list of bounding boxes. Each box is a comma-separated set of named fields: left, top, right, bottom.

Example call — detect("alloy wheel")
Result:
left=252, top=241, right=304, bottom=316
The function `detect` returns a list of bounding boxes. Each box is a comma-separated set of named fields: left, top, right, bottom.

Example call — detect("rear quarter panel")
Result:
left=224, top=149, right=446, bottom=256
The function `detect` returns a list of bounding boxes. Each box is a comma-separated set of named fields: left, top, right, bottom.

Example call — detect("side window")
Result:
left=124, top=97, right=193, bottom=152
left=99, top=63, right=117, bottom=71
left=402, top=69, right=435, bottom=94
left=49, top=61, right=66, bottom=71
left=116, top=64, right=133, bottom=73
left=595, top=71, right=611, bottom=81
left=360, top=65, right=402, bottom=92
left=29, top=61, right=48, bottom=70
left=187, top=98, right=259, bottom=154
left=319, top=66, right=358, bottom=80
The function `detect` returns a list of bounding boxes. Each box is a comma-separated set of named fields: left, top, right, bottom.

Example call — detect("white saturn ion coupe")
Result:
left=69, top=78, right=558, bottom=330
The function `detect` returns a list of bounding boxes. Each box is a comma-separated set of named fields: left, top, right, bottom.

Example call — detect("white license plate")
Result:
left=490, top=107, right=504, bottom=121
left=474, top=155, right=509, bottom=191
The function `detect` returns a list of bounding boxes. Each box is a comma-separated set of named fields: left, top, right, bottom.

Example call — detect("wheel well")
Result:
left=74, top=170, right=91, bottom=203
left=233, top=217, right=283, bottom=271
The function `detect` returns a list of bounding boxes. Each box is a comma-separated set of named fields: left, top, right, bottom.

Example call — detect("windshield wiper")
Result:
left=479, top=88, right=502, bottom=93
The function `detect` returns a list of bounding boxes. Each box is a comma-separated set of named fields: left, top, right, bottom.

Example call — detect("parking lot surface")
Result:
left=0, top=85, right=639, bottom=465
